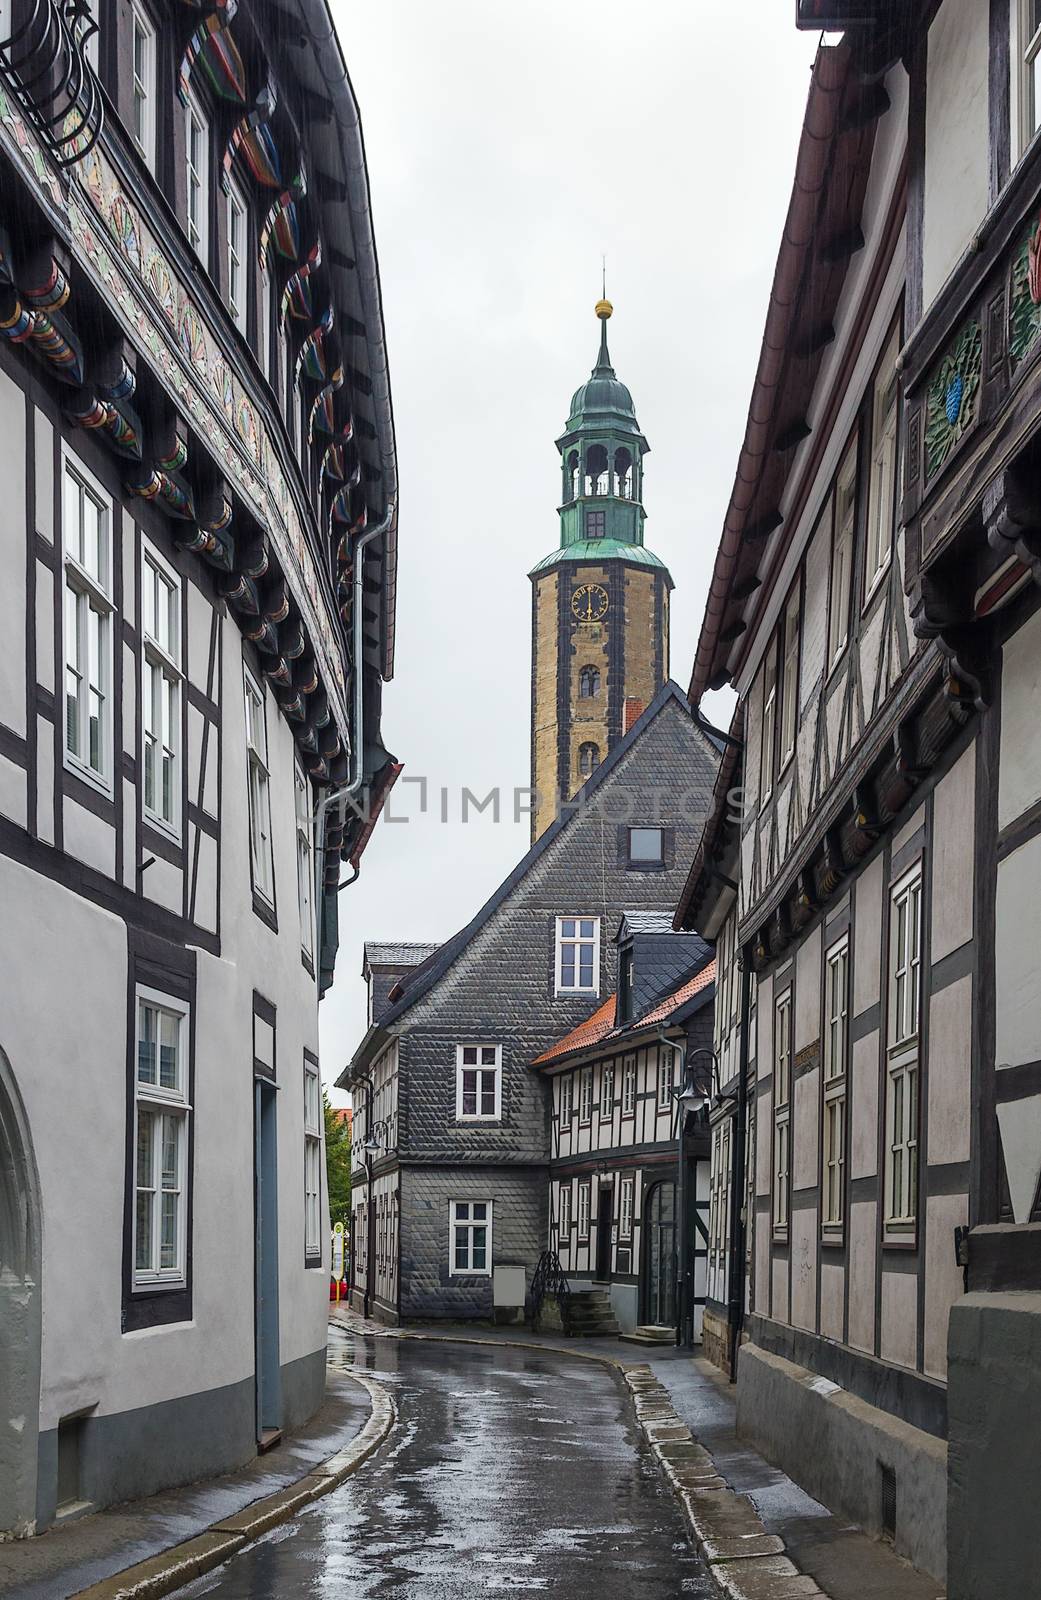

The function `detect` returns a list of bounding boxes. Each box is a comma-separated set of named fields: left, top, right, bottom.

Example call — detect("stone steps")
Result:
left=566, top=1288, right=620, bottom=1336
left=619, top=1325, right=677, bottom=1346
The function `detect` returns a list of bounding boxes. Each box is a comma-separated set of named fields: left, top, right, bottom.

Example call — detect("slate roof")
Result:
left=367, top=681, right=712, bottom=1029
left=534, top=957, right=717, bottom=1067
left=363, top=941, right=441, bottom=969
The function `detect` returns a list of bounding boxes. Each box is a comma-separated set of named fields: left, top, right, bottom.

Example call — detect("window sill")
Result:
left=821, top=1229, right=845, bottom=1248
left=555, top=988, right=600, bottom=999
left=861, top=558, right=892, bottom=615
left=882, top=1232, right=918, bottom=1251
left=252, top=889, right=278, bottom=933
left=456, top=1115, right=502, bottom=1125
left=304, top=1251, right=323, bottom=1270
left=64, top=753, right=115, bottom=805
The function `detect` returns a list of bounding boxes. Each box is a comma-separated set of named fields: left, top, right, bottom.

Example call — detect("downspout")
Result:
left=314, top=503, right=395, bottom=900
left=356, top=1070, right=374, bottom=1320
left=728, top=960, right=752, bottom=1383
left=658, top=1029, right=689, bottom=1346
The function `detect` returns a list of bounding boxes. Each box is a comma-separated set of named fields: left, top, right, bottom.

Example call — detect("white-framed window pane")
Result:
left=779, top=587, right=800, bottom=765
left=134, top=989, right=189, bottom=1286
left=131, top=3, right=156, bottom=166
left=296, top=761, right=314, bottom=958
left=866, top=324, right=901, bottom=590
left=185, top=95, right=209, bottom=261
left=556, top=917, right=599, bottom=994
left=245, top=670, right=274, bottom=901
left=227, top=180, right=248, bottom=333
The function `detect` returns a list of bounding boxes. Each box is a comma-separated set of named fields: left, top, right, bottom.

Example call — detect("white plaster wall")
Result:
left=820, top=1259, right=843, bottom=1343
left=995, top=830, right=1041, bottom=1070
left=850, top=1031, right=880, bottom=1179
left=931, top=745, right=976, bottom=962
left=880, top=1268, right=917, bottom=1370
left=847, top=1200, right=877, bottom=1354
left=793, top=1065, right=820, bottom=1191
left=853, top=855, right=883, bottom=1017
left=999, top=607, right=1041, bottom=830
left=923, top=1191, right=967, bottom=1380
left=923, top=0, right=990, bottom=310
left=63, top=796, right=116, bottom=880
left=794, top=925, right=821, bottom=1054
left=791, top=1209, right=816, bottom=1333
left=927, top=977, right=972, bottom=1167
left=0, top=366, right=26, bottom=739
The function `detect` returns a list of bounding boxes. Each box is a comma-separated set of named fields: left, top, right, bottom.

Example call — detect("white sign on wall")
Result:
left=332, top=1221, right=345, bottom=1283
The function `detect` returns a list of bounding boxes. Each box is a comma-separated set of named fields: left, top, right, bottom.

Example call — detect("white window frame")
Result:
left=760, top=647, right=777, bottom=802
left=656, top=1044, right=675, bottom=1111
left=822, top=936, right=849, bottom=1234
left=258, top=260, right=272, bottom=377
left=226, top=175, right=248, bottom=335
left=449, top=1199, right=492, bottom=1276
left=244, top=666, right=274, bottom=905
left=130, top=1, right=156, bottom=169
left=185, top=90, right=210, bottom=263
left=455, top=1045, right=501, bottom=1122
left=133, top=985, right=190, bottom=1288
left=773, top=987, right=792, bottom=1237
left=885, top=866, right=922, bottom=1236
left=81, top=0, right=99, bottom=73
left=600, top=1061, right=614, bottom=1119
left=827, top=443, right=856, bottom=669
left=62, top=452, right=114, bottom=794
left=779, top=584, right=801, bottom=771
left=304, top=1057, right=322, bottom=1259
left=864, top=324, right=901, bottom=600
left=1012, top=0, right=1041, bottom=162
left=619, top=1176, right=634, bottom=1239
left=295, top=759, right=314, bottom=962
left=622, top=1054, right=636, bottom=1117
left=558, top=1183, right=572, bottom=1240
left=141, top=543, right=182, bottom=836
left=579, top=1065, right=593, bottom=1125
left=577, top=1180, right=591, bottom=1241
left=555, top=916, right=601, bottom=996
left=559, top=1072, right=574, bottom=1126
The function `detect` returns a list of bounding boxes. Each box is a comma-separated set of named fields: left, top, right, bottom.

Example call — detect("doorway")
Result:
left=643, top=1181, right=676, bottom=1327
left=595, top=1185, right=613, bottom=1282
left=0, top=1047, right=42, bottom=1535
left=254, top=1079, right=281, bottom=1448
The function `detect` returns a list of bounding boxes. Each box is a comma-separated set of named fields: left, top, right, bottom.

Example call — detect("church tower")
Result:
left=529, top=298, right=673, bottom=841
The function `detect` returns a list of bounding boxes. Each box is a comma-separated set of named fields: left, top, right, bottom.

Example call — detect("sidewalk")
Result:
left=336, top=1308, right=943, bottom=1600
left=0, top=1366, right=371, bottom=1600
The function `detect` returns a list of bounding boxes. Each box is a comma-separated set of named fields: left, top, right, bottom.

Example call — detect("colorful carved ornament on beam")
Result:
left=296, top=305, right=335, bottom=384
left=281, top=239, right=321, bottom=326
left=1009, top=209, right=1041, bottom=369
left=322, top=423, right=355, bottom=484
left=0, top=239, right=85, bottom=384
left=178, top=0, right=246, bottom=107
left=223, top=79, right=279, bottom=192
left=924, top=319, right=982, bottom=481
left=259, top=162, right=306, bottom=268
left=128, top=424, right=195, bottom=519
left=308, top=365, right=342, bottom=444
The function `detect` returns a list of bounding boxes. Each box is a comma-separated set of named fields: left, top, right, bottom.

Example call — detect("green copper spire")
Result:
left=552, top=298, right=650, bottom=555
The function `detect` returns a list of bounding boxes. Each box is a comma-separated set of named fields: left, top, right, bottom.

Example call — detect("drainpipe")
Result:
left=314, top=503, right=395, bottom=900
left=355, top=1070, right=375, bottom=1320
left=728, top=961, right=752, bottom=1383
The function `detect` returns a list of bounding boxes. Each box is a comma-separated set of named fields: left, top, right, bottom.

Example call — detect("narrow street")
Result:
left=182, top=1336, right=714, bottom=1597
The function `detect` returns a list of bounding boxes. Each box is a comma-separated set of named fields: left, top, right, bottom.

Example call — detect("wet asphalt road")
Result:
left=184, top=1334, right=713, bottom=1598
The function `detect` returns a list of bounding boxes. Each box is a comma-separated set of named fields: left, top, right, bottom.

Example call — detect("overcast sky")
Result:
left=320, top=2, right=819, bottom=1099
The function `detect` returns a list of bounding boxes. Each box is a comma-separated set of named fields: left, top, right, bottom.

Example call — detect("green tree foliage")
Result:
left=324, top=1090, right=352, bottom=1233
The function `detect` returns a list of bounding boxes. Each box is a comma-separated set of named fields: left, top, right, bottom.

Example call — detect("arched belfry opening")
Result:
left=0, top=1047, right=42, bottom=1537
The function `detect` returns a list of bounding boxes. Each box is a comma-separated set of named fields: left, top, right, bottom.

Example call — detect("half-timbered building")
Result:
left=535, top=916, right=714, bottom=1339
left=340, top=684, right=719, bottom=1325
left=0, top=0, right=398, bottom=1535
left=679, top=9, right=1041, bottom=1591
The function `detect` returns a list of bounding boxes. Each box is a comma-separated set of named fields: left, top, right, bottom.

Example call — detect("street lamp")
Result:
left=670, top=1045, right=720, bottom=1351
left=364, top=1119, right=394, bottom=1156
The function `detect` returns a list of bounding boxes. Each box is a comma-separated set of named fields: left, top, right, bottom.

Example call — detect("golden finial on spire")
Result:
left=596, top=257, right=612, bottom=320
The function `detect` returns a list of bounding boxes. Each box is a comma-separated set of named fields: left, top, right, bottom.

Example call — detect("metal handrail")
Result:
left=529, top=1249, right=571, bottom=1334
left=0, top=0, right=104, bottom=168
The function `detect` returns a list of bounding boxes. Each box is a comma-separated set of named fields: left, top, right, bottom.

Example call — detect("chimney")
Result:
left=624, top=697, right=646, bottom=733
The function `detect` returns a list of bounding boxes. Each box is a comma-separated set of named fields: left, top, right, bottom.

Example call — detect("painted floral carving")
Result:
left=925, top=319, right=982, bottom=480
left=108, top=192, right=142, bottom=273
left=1009, top=212, right=1041, bottom=369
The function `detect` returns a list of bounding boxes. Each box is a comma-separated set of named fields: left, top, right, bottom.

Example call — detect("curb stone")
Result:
left=622, top=1364, right=833, bottom=1600
left=72, top=1372, right=396, bottom=1600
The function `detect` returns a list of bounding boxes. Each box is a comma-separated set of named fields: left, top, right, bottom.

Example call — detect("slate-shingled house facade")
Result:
left=339, top=683, right=719, bottom=1322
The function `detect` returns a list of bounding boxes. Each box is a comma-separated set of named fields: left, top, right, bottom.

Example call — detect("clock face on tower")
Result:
left=571, top=583, right=609, bottom=622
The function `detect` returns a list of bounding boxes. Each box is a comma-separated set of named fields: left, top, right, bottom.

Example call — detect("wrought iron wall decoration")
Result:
left=0, top=0, right=103, bottom=166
